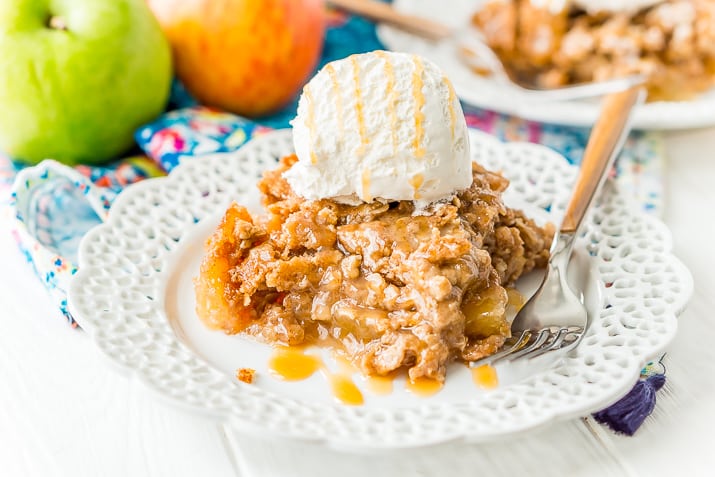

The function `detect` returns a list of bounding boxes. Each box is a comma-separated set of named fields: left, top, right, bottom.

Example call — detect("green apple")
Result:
left=0, top=0, right=172, bottom=165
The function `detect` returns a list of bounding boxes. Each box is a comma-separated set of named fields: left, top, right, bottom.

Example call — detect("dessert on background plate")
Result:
left=472, top=0, right=715, bottom=101
left=194, top=50, right=553, bottom=384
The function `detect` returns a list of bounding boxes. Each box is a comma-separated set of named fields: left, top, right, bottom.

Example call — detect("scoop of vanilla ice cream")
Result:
left=284, top=51, right=471, bottom=205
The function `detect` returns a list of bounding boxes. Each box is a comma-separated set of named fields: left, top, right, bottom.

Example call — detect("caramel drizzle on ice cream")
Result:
left=350, top=56, right=368, bottom=155
left=325, top=64, right=344, bottom=138
left=412, top=56, right=426, bottom=158
left=409, top=173, right=424, bottom=200
left=304, top=88, right=318, bottom=164
left=361, top=168, right=372, bottom=202
left=444, top=76, right=457, bottom=141
left=375, top=51, right=398, bottom=154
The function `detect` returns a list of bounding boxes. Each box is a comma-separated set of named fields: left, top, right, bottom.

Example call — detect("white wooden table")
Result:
left=2, top=127, right=714, bottom=477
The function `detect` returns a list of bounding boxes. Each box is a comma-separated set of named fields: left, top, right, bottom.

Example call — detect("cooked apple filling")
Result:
left=194, top=155, right=553, bottom=382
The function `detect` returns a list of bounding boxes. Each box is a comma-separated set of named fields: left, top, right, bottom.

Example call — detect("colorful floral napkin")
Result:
left=2, top=6, right=667, bottom=435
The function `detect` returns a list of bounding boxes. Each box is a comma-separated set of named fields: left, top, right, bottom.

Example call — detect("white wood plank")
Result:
left=0, top=222, right=236, bottom=477
left=226, top=420, right=634, bottom=477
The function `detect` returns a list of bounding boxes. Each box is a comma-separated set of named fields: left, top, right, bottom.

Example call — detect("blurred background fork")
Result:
left=328, top=0, right=645, bottom=102
left=471, top=84, right=647, bottom=368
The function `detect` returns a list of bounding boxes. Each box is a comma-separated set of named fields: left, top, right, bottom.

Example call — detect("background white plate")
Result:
left=68, top=129, right=691, bottom=451
left=378, top=0, right=715, bottom=130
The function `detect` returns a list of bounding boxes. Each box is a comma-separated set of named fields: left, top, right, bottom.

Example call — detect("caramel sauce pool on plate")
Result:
left=267, top=347, right=443, bottom=405
left=471, top=364, right=499, bottom=389
left=405, top=377, right=443, bottom=397
left=364, top=375, right=394, bottom=396
left=268, top=347, right=321, bottom=381
left=269, top=347, right=364, bottom=406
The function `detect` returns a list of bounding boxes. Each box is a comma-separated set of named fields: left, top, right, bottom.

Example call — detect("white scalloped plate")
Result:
left=68, top=129, right=691, bottom=451
left=378, top=0, right=715, bottom=130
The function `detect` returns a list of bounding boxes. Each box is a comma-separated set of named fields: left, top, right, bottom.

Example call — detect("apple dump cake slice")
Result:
left=194, top=155, right=553, bottom=382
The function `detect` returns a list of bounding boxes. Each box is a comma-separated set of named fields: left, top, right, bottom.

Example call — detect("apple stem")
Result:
left=48, top=16, right=68, bottom=31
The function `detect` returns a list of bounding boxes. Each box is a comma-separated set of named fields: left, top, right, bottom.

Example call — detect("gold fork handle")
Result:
left=560, top=86, right=646, bottom=234
left=327, top=0, right=452, bottom=41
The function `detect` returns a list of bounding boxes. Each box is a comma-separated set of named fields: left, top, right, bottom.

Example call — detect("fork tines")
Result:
left=470, top=326, right=584, bottom=368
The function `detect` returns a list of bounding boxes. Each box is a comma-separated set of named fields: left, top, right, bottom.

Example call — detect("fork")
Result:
left=327, top=0, right=645, bottom=102
left=471, top=84, right=647, bottom=367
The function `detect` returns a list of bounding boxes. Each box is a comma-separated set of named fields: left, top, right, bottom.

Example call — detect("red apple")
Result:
left=147, top=0, right=325, bottom=117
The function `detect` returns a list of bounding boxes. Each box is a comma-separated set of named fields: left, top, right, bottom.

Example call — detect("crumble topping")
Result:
left=236, top=368, right=256, bottom=384
left=195, top=155, right=553, bottom=382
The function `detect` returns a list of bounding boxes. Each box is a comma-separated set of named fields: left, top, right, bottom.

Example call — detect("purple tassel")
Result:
left=592, top=374, right=666, bottom=436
